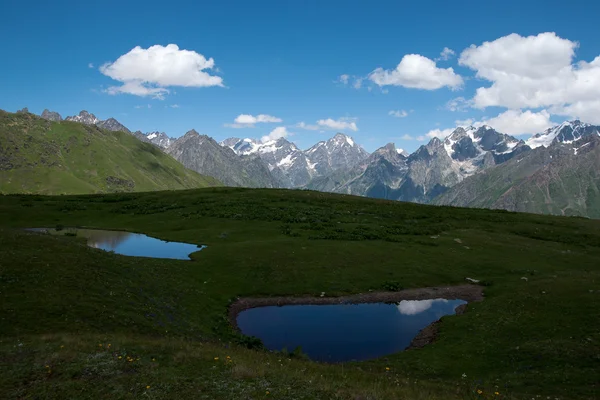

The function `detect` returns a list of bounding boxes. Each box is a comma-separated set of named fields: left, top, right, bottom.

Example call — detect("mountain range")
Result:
left=5, top=107, right=600, bottom=218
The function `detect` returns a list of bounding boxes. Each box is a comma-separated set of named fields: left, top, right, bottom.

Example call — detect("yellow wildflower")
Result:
left=146, top=386, right=150, bottom=389
left=98, top=344, right=102, bottom=347
left=45, top=365, right=49, bottom=368
left=385, top=367, right=390, bottom=371
left=477, top=389, right=483, bottom=394
left=266, top=391, right=270, bottom=395
left=495, top=392, right=500, bottom=396
left=214, top=357, right=219, bottom=361
left=118, top=356, right=122, bottom=359
left=152, top=358, right=156, bottom=362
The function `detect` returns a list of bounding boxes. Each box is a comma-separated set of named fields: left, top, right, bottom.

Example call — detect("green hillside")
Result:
left=0, top=110, right=220, bottom=194
left=1, top=188, right=599, bottom=399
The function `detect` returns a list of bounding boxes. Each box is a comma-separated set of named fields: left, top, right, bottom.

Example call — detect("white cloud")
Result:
left=397, top=299, right=448, bottom=315
left=134, top=104, right=152, bottom=109
left=295, top=122, right=320, bottom=131
left=550, top=100, right=600, bottom=125
left=416, top=135, right=427, bottom=141
left=437, top=47, right=456, bottom=61
left=479, top=109, right=554, bottom=135
left=458, top=32, right=600, bottom=122
left=100, top=44, right=223, bottom=99
left=401, top=134, right=414, bottom=140
left=389, top=110, right=409, bottom=118
left=235, top=114, right=282, bottom=124
left=317, top=117, right=358, bottom=131
left=225, top=114, right=282, bottom=128
left=88, top=63, right=94, bottom=69
left=338, top=74, right=350, bottom=84
left=106, top=81, right=169, bottom=99
left=369, top=54, right=463, bottom=90
left=261, top=126, right=291, bottom=143
left=169, top=104, right=180, bottom=108
left=423, top=109, right=553, bottom=141
left=445, top=97, right=471, bottom=112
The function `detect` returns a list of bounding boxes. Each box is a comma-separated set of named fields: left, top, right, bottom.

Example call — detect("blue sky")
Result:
left=1, top=0, right=600, bottom=152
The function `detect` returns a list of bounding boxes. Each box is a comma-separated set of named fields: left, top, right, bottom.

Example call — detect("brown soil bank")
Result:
left=229, top=284, right=485, bottom=351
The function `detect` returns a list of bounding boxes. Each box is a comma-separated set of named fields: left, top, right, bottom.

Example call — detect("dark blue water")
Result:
left=237, top=298, right=466, bottom=362
left=29, top=228, right=204, bottom=260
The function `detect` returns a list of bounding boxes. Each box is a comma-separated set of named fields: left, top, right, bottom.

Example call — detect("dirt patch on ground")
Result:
left=229, top=284, right=484, bottom=350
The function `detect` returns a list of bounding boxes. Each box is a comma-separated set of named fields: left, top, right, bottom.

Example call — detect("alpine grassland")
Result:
left=1, top=188, right=599, bottom=399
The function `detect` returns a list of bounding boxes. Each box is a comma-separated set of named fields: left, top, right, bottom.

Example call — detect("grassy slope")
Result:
left=0, top=188, right=599, bottom=399
left=0, top=110, right=220, bottom=194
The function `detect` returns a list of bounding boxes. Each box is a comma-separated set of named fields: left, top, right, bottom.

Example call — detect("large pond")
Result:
left=237, top=298, right=466, bottom=362
left=29, top=228, right=205, bottom=260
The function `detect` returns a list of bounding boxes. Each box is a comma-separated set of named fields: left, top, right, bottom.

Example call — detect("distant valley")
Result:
left=2, top=107, right=600, bottom=218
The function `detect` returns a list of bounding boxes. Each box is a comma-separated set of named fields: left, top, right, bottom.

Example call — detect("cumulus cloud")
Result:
left=88, top=63, right=94, bottom=69
left=235, top=114, right=282, bottom=124
left=437, top=47, right=456, bottom=61
left=458, top=32, right=600, bottom=122
left=550, top=100, right=600, bottom=125
left=479, top=109, right=554, bottom=135
left=317, top=117, right=358, bottom=131
left=401, top=134, right=414, bottom=140
left=100, top=44, right=223, bottom=99
left=389, top=110, right=409, bottom=118
left=261, top=126, right=291, bottom=143
left=397, top=299, right=448, bottom=315
left=369, top=54, right=463, bottom=90
left=225, top=114, right=282, bottom=128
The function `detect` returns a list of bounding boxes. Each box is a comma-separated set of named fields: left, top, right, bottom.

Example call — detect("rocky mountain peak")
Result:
left=96, top=118, right=130, bottom=133
left=66, top=110, right=100, bottom=125
left=184, top=129, right=200, bottom=138
left=527, top=120, right=599, bottom=149
left=41, top=109, right=63, bottom=122
left=330, top=133, right=356, bottom=148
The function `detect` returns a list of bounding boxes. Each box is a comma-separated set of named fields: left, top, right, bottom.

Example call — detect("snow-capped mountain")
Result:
left=65, top=110, right=131, bottom=133
left=220, top=133, right=369, bottom=188
left=136, top=131, right=174, bottom=149
left=167, top=130, right=279, bottom=188
left=305, top=133, right=370, bottom=176
left=65, top=110, right=101, bottom=125
left=441, top=125, right=527, bottom=176
left=309, top=126, right=527, bottom=203
left=527, top=120, right=600, bottom=149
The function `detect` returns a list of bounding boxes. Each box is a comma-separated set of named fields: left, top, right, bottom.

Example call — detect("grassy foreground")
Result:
left=0, top=188, right=599, bottom=399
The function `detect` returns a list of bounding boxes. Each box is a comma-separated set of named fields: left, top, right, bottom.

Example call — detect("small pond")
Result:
left=29, top=228, right=205, bottom=260
left=236, top=298, right=466, bottom=362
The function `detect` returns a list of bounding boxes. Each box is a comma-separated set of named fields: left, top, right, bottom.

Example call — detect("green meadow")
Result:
left=1, top=188, right=598, bottom=399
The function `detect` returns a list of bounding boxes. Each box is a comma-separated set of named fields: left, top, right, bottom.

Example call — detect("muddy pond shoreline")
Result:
left=229, top=284, right=484, bottom=354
